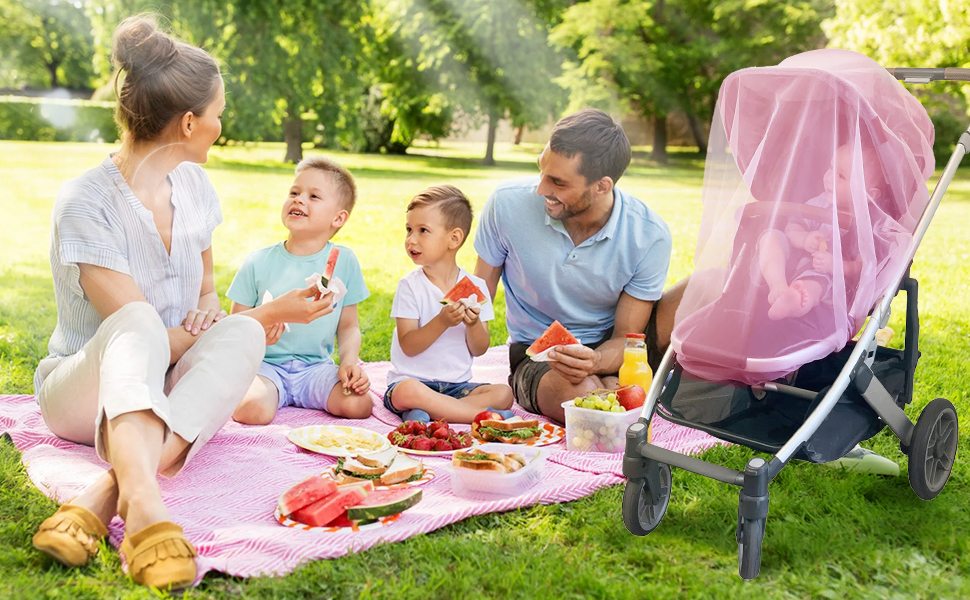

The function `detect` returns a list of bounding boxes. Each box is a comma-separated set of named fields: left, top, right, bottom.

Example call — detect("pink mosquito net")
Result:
left=670, top=49, right=935, bottom=385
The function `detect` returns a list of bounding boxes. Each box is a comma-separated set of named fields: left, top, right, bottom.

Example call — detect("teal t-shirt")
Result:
left=227, top=242, right=369, bottom=365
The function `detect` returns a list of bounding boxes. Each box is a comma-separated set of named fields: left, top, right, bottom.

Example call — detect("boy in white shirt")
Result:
left=385, top=185, right=514, bottom=423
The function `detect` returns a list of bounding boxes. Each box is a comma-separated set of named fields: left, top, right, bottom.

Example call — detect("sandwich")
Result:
left=472, top=416, right=541, bottom=444
left=452, top=449, right=527, bottom=473
left=334, top=449, right=425, bottom=486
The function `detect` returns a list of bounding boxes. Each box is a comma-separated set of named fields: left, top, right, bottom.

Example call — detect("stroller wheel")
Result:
left=908, top=397, right=958, bottom=500
left=622, top=463, right=671, bottom=536
left=737, top=516, right=765, bottom=580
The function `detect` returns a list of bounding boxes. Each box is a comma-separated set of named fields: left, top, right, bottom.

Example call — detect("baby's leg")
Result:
left=391, top=379, right=485, bottom=424
left=232, top=375, right=280, bottom=425
left=758, top=229, right=792, bottom=303
left=767, top=279, right=823, bottom=321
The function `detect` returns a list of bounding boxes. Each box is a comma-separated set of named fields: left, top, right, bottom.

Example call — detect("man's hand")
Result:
left=547, top=344, right=598, bottom=384
left=338, top=363, right=370, bottom=395
left=437, top=303, right=466, bottom=328
left=462, top=305, right=481, bottom=326
left=182, top=307, right=227, bottom=335
left=264, top=322, right=285, bottom=346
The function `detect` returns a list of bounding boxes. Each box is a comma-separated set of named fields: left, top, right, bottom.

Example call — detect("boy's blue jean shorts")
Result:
left=257, top=359, right=341, bottom=412
left=383, top=379, right=485, bottom=418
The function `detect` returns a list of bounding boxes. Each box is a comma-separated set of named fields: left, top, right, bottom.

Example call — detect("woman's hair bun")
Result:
left=111, top=14, right=178, bottom=75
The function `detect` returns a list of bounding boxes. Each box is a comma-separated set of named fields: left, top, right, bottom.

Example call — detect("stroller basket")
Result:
left=658, top=342, right=909, bottom=463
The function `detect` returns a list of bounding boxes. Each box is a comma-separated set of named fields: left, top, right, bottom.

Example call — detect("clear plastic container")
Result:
left=562, top=400, right=641, bottom=453
left=448, top=443, right=546, bottom=499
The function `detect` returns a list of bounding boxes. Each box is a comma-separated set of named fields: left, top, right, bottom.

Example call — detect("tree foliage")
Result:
left=0, top=0, right=95, bottom=89
left=552, top=0, right=830, bottom=162
left=823, top=0, right=970, bottom=159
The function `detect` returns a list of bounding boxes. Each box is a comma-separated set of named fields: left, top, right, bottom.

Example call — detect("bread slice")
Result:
left=378, top=454, right=424, bottom=485
left=478, top=417, right=539, bottom=431
left=453, top=459, right=508, bottom=473
left=340, top=457, right=387, bottom=477
left=357, top=447, right=398, bottom=469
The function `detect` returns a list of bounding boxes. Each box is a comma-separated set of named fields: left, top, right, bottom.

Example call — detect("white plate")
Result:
left=287, top=425, right=390, bottom=458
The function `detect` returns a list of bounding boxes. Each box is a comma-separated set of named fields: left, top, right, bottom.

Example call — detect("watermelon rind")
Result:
left=525, top=320, right=580, bottom=356
left=321, top=247, right=340, bottom=287
left=345, top=488, right=422, bottom=521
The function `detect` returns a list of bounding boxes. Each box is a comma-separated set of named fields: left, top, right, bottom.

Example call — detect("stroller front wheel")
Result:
left=908, top=397, right=958, bottom=500
left=622, top=462, right=671, bottom=536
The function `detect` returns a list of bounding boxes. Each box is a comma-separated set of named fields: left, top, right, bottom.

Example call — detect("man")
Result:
left=474, top=108, right=676, bottom=424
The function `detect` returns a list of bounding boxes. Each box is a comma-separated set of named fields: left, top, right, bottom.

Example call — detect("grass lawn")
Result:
left=2, top=139, right=970, bottom=599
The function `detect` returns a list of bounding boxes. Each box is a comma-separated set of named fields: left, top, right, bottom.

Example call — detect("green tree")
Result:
left=376, top=0, right=568, bottom=164
left=823, top=0, right=970, bottom=159
left=552, top=0, right=829, bottom=163
left=0, top=0, right=95, bottom=89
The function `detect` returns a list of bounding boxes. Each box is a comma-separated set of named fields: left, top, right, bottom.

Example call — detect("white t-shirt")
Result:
left=387, top=268, right=495, bottom=385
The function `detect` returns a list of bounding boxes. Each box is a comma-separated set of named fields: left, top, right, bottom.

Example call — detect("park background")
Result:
left=1, top=0, right=970, bottom=598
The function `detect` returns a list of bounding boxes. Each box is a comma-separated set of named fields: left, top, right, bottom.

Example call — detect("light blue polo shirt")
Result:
left=474, top=176, right=671, bottom=345
left=227, top=242, right=369, bottom=365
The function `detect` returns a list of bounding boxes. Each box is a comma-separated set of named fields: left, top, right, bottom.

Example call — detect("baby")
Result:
left=758, top=144, right=885, bottom=320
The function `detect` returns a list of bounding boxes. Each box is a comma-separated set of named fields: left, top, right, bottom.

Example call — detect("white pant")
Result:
left=35, top=302, right=265, bottom=476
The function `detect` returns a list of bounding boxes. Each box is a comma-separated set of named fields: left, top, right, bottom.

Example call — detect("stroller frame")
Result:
left=622, top=67, right=970, bottom=579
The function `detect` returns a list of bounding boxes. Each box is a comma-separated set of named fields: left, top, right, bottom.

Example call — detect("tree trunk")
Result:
left=47, top=60, right=59, bottom=88
left=483, top=110, right=498, bottom=166
left=651, top=115, right=668, bottom=165
left=685, top=110, right=707, bottom=155
left=284, top=107, right=303, bottom=163
left=513, top=124, right=524, bottom=145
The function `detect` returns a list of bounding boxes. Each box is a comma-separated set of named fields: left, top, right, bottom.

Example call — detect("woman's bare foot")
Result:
left=68, top=470, right=118, bottom=526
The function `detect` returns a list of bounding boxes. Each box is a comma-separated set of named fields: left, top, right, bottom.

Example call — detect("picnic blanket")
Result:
left=0, top=346, right=722, bottom=581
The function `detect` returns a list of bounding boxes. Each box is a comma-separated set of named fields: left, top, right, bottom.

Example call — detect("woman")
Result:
left=30, top=15, right=334, bottom=589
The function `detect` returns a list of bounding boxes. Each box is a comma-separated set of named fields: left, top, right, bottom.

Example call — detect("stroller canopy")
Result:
left=671, top=49, right=935, bottom=385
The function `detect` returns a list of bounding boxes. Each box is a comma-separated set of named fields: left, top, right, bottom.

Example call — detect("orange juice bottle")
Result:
left=619, top=333, right=653, bottom=443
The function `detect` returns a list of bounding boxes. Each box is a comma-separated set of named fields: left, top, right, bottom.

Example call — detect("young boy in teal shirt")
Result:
left=227, top=157, right=372, bottom=423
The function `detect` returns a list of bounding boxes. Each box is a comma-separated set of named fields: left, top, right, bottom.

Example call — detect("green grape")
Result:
left=611, top=405, right=625, bottom=413
left=606, top=393, right=618, bottom=403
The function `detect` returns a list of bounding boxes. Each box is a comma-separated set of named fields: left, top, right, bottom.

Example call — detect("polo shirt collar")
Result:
left=543, top=186, right=624, bottom=243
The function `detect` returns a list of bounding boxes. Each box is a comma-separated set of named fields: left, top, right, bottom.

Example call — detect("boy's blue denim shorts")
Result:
left=258, top=359, right=341, bottom=412
left=383, top=379, right=485, bottom=418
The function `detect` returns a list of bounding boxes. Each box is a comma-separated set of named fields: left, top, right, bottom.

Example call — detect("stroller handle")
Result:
left=886, top=67, right=970, bottom=83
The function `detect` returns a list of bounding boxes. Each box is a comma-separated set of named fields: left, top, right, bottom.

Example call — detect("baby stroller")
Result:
left=621, top=49, right=970, bottom=579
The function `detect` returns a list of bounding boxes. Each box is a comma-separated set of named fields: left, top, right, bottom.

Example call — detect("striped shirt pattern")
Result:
left=45, top=156, right=223, bottom=360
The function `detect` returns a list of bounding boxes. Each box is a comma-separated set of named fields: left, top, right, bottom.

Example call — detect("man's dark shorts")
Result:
left=509, top=309, right=663, bottom=415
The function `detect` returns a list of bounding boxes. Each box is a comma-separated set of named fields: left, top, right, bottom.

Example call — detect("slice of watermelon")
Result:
left=278, top=476, right=337, bottom=516
left=525, top=320, right=580, bottom=357
left=440, top=275, right=487, bottom=305
left=321, top=246, right=340, bottom=288
left=290, top=484, right=369, bottom=527
left=345, top=488, right=422, bottom=521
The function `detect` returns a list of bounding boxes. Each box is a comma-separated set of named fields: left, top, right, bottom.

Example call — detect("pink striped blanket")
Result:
left=0, top=346, right=721, bottom=581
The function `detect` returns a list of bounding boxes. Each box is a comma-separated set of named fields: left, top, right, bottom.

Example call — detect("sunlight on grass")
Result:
left=2, top=140, right=970, bottom=598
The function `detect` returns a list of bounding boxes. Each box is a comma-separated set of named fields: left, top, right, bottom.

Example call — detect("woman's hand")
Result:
left=183, top=307, right=227, bottom=335
left=264, top=322, right=285, bottom=346
left=274, top=286, right=335, bottom=324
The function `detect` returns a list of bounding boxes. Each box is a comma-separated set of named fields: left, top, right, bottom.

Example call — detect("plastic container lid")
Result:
left=448, top=443, right=546, bottom=499
left=626, top=333, right=646, bottom=339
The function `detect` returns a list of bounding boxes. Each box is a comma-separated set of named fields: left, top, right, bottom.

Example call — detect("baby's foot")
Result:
left=767, top=284, right=816, bottom=320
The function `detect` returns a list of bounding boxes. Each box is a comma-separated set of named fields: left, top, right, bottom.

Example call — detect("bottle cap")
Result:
left=625, top=333, right=646, bottom=339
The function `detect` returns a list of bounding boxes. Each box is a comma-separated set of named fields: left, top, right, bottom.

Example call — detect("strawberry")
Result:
left=428, top=419, right=448, bottom=433
left=432, top=427, right=451, bottom=440
left=434, top=438, right=453, bottom=452
left=396, top=423, right=410, bottom=434
left=412, top=437, right=435, bottom=452
left=456, top=432, right=473, bottom=448
left=410, top=421, right=427, bottom=436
